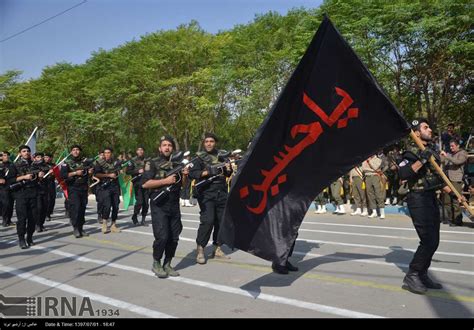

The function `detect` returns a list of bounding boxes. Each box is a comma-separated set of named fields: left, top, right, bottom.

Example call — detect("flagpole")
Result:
left=43, top=152, right=71, bottom=179
left=409, top=130, right=474, bottom=218
left=14, top=126, right=38, bottom=162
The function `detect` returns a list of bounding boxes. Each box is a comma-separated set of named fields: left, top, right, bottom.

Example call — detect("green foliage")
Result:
left=0, top=1, right=472, bottom=157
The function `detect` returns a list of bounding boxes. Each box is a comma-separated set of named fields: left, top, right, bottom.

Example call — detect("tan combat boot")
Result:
left=110, top=222, right=121, bottom=233
left=196, top=245, right=206, bottom=264
left=212, top=245, right=230, bottom=259
left=101, top=220, right=110, bottom=234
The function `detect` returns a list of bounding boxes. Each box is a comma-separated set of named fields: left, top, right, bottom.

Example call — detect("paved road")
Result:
left=1, top=199, right=473, bottom=318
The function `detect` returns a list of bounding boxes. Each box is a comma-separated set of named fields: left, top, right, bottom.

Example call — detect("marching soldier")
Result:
left=60, top=145, right=91, bottom=238
left=33, top=152, right=51, bottom=232
left=189, top=133, right=233, bottom=265
left=398, top=118, right=464, bottom=294
left=44, top=153, right=57, bottom=221
left=126, top=146, right=149, bottom=226
left=0, top=151, right=15, bottom=227
left=92, top=150, right=104, bottom=223
left=11, top=145, right=43, bottom=249
left=94, top=147, right=122, bottom=234
left=142, top=136, right=188, bottom=278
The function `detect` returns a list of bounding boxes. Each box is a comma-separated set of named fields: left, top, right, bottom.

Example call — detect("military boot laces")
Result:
left=212, top=245, right=230, bottom=259
left=152, top=260, right=168, bottom=278
left=196, top=245, right=206, bottom=264
left=163, top=260, right=180, bottom=277
left=420, top=272, right=443, bottom=289
left=402, top=271, right=427, bottom=294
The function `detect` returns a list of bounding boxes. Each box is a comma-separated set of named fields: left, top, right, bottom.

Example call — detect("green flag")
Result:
left=55, top=149, right=69, bottom=164
left=119, top=173, right=136, bottom=210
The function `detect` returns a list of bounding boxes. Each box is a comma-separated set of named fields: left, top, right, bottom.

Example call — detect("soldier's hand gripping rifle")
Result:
left=152, top=151, right=198, bottom=204
left=9, top=161, right=45, bottom=191
left=194, top=149, right=241, bottom=191
left=94, top=159, right=131, bottom=189
left=130, top=156, right=153, bottom=184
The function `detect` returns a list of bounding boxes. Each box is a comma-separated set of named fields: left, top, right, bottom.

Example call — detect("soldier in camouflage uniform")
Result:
left=126, top=146, right=149, bottom=226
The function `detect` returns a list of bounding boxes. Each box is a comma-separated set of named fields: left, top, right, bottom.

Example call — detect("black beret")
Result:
left=159, top=135, right=176, bottom=148
left=203, top=132, right=218, bottom=142
left=70, top=144, right=82, bottom=151
left=411, top=117, right=429, bottom=131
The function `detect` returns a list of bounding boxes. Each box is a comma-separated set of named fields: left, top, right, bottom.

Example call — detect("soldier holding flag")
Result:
left=398, top=119, right=464, bottom=294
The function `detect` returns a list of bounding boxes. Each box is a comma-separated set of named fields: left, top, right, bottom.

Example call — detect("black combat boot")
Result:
left=419, top=271, right=443, bottom=289
left=26, top=234, right=35, bottom=247
left=402, top=269, right=427, bottom=294
left=73, top=227, right=81, bottom=238
left=19, top=236, right=28, bottom=249
left=36, top=225, right=43, bottom=233
left=286, top=261, right=299, bottom=272
left=141, top=216, right=147, bottom=226
left=79, top=224, right=89, bottom=237
left=131, top=214, right=138, bottom=225
left=272, top=262, right=289, bottom=275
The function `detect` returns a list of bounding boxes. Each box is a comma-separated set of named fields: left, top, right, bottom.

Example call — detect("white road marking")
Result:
left=0, top=263, right=175, bottom=318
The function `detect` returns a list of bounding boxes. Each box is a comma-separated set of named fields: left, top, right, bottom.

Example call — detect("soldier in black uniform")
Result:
left=398, top=118, right=462, bottom=294
left=33, top=152, right=52, bottom=232
left=60, top=145, right=91, bottom=238
left=0, top=151, right=15, bottom=227
left=44, top=153, right=57, bottom=221
left=189, top=133, right=232, bottom=265
left=94, top=147, right=122, bottom=234
left=92, top=150, right=104, bottom=223
left=11, top=145, right=43, bottom=249
left=142, top=136, right=188, bottom=278
left=126, top=146, right=149, bottom=226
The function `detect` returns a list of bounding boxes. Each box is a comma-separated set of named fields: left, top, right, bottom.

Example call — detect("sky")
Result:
left=0, top=0, right=323, bottom=80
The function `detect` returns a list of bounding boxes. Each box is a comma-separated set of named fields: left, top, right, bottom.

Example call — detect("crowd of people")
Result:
left=313, top=123, right=473, bottom=228
left=0, top=121, right=472, bottom=291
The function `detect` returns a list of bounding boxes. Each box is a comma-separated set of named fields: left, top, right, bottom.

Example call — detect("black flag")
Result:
left=218, top=16, right=410, bottom=265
